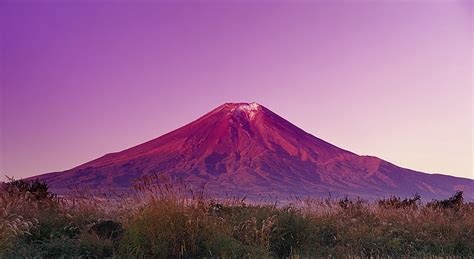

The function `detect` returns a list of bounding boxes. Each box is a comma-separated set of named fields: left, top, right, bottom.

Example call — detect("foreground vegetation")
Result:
left=1, top=178, right=473, bottom=258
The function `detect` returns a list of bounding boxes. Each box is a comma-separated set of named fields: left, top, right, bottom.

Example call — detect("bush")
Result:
left=2, top=177, right=56, bottom=202
left=428, top=191, right=464, bottom=210
left=378, top=194, right=421, bottom=209
left=269, top=207, right=311, bottom=257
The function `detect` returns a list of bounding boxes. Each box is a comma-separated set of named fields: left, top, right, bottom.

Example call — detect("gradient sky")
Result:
left=0, top=1, right=472, bottom=180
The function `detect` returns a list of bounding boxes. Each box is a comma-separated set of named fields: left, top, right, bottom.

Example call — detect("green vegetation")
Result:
left=1, top=178, right=473, bottom=257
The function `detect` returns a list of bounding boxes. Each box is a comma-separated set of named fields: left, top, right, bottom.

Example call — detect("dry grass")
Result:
left=1, top=178, right=473, bottom=257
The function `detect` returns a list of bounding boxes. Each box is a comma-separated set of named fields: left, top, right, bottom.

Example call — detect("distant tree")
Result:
left=427, top=191, right=464, bottom=210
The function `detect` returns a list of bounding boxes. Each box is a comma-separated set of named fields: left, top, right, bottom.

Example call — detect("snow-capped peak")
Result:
left=238, top=102, right=259, bottom=111
left=236, top=102, right=260, bottom=119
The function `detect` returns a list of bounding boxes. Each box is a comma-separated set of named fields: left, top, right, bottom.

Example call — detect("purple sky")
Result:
left=1, top=1, right=472, bottom=179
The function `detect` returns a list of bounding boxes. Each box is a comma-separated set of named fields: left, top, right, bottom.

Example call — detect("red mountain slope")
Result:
left=32, top=102, right=473, bottom=200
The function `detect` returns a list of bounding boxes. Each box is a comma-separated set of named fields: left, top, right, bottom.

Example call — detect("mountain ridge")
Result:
left=31, top=102, right=474, bottom=200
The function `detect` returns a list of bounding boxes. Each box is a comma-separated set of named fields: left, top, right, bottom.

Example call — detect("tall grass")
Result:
left=1, top=178, right=473, bottom=257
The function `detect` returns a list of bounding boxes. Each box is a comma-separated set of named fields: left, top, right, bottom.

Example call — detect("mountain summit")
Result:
left=33, top=102, right=473, bottom=200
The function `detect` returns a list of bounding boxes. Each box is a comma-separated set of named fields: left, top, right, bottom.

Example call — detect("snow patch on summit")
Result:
left=236, top=102, right=260, bottom=119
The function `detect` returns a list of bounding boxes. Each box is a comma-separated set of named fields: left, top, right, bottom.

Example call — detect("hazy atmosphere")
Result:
left=1, top=1, right=472, bottom=179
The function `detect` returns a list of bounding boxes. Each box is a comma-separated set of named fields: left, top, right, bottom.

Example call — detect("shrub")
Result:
left=428, top=191, right=464, bottom=210
left=269, top=207, right=311, bottom=257
left=2, top=177, right=56, bottom=202
left=378, top=194, right=421, bottom=209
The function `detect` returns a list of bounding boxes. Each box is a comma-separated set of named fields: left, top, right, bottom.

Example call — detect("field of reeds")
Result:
left=1, top=177, right=473, bottom=258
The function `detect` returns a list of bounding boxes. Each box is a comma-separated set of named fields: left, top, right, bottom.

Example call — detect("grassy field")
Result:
left=1, top=178, right=473, bottom=258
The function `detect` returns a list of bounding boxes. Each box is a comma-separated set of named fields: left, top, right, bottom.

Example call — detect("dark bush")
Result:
left=270, top=209, right=302, bottom=257
left=379, top=194, right=420, bottom=209
left=2, top=177, right=55, bottom=201
left=89, top=220, right=123, bottom=241
left=428, top=191, right=464, bottom=210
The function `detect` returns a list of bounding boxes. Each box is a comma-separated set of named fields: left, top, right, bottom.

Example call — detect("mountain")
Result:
left=32, top=102, right=473, bottom=200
